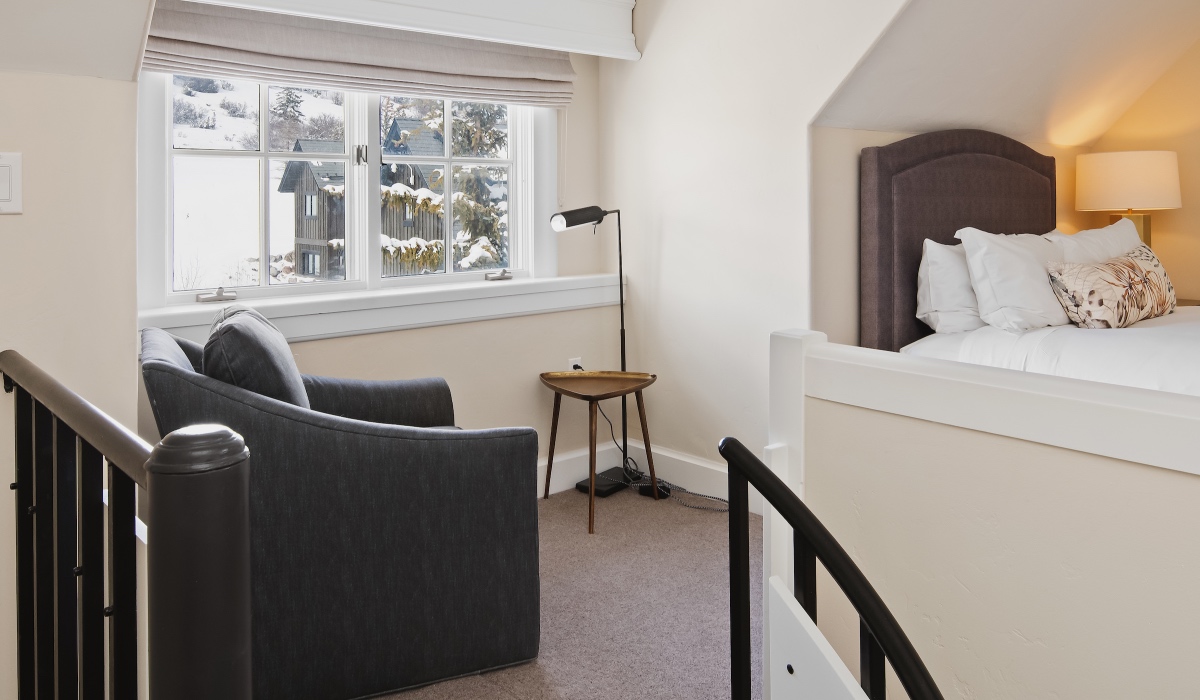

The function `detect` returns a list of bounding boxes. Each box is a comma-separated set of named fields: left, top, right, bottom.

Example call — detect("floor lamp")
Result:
left=550, top=206, right=631, bottom=471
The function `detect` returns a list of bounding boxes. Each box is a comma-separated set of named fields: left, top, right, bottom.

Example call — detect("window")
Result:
left=163, top=74, right=525, bottom=297
left=300, top=250, right=321, bottom=276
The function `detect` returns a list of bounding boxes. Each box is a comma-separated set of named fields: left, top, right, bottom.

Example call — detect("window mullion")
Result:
left=259, top=83, right=270, bottom=288
left=444, top=98, right=453, bottom=274
left=363, top=93, right=383, bottom=287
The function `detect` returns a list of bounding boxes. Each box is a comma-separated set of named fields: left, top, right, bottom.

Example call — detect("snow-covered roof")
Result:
left=292, top=139, right=344, bottom=154
left=278, top=138, right=346, bottom=193
left=383, top=118, right=445, bottom=157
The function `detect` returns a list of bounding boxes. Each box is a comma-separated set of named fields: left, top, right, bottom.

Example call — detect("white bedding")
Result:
left=901, top=307, right=1200, bottom=395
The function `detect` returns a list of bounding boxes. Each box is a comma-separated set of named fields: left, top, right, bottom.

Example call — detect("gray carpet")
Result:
left=384, top=487, right=763, bottom=700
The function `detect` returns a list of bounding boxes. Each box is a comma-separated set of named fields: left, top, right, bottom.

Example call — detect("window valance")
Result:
left=143, top=0, right=575, bottom=106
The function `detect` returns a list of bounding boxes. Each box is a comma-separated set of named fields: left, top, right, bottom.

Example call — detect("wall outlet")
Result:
left=569, top=357, right=583, bottom=371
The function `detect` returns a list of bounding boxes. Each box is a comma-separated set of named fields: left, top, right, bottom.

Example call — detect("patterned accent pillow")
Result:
left=1048, top=244, right=1176, bottom=329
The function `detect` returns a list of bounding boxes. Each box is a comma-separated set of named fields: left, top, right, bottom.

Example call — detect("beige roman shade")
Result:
left=143, top=0, right=575, bottom=106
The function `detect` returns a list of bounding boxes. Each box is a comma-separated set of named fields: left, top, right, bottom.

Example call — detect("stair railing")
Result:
left=2, top=349, right=251, bottom=700
left=720, top=436, right=944, bottom=700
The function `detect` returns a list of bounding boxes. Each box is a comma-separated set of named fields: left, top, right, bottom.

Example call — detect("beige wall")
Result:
left=557, top=54, right=606, bottom=277
left=592, top=0, right=908, bottom=462
left=1091, top=39, right=1200, bottom=298
left=290, top=307, right=621, bottom=458
left=0, top=68, right=141, bottom=699
left=810, top=126, right=1093, bottom=345
left=806, top=398, right=1200, bottom=698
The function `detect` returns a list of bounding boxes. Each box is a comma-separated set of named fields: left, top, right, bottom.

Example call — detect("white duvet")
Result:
left=901, top=307, right=1200, bottom=396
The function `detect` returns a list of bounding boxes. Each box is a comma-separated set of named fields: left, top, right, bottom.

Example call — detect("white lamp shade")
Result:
left=1076, top=151, right=1182, bottom=211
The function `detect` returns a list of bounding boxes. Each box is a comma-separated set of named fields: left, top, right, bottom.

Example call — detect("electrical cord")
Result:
left=593, top=400, right=729, bottom=513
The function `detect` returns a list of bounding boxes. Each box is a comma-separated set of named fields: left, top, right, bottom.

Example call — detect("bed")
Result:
left=859, top=128, right=1057, bottom=353
left=858, top=128, right=1197, bottom=394
left=755, top=129, right=1200, bottom=699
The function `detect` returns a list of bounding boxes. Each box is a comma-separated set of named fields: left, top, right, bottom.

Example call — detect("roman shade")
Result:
left=142, top=0, right=575, bottom=106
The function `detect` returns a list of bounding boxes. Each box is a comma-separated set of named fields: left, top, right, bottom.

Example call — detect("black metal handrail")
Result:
left=2, top=349, right=252, bottom=700
left=720, top=437, right=944, bottom=700
left=1, top=350, right=150, bottom=487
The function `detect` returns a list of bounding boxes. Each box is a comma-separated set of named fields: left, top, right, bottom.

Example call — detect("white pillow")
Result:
left=955, top=227, right=1069, bottom=331
left=1044, top=218, right=1143, bottom=263
left=915, top=240, right=987, bottom=333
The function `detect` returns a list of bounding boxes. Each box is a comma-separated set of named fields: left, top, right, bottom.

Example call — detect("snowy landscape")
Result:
left=170, top=76, right=511, bottom=291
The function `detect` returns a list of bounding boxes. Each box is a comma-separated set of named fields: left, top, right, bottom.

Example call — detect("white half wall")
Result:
left=806, top=398, right=1200, bottom=698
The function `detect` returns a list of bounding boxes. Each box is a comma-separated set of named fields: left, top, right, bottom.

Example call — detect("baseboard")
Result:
left=538, top=444, right=622, bottom=497
left=538, top=440, right=763, bottom=515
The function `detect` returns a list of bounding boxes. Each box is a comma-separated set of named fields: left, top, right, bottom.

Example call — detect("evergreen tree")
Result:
left=453, top=166, right=508, bottom=268
left=451, top=102, right=508, bottom=157
left=448, top=102, right=509, bottom=269
left=271, top=88, right=305, bottom=122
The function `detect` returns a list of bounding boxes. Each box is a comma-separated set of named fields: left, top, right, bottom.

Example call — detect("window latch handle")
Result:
left=355, top=145, right=369, bottom=165
left=196, top=286, right=238, bottom=303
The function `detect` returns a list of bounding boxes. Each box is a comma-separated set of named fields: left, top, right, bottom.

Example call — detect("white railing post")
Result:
left=764, top=329, right=827, bottom=700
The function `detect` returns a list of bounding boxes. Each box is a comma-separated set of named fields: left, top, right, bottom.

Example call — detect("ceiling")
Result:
left=815, top=0, right=1200, bottom=146
left=0, top=0, right=155, bottom=81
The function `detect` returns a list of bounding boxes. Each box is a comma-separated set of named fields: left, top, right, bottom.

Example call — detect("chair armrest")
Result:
left=303, top=374, right=455, bottom=427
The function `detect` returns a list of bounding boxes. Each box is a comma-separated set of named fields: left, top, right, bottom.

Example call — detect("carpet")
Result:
left=382, top=487, right=763, bottom=699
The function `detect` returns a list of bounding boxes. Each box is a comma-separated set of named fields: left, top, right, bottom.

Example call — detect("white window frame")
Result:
left=136, top=72, right=619, bottom=342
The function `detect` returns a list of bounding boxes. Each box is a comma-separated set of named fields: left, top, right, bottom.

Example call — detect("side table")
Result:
left=540, top=371, right=660, bottom=534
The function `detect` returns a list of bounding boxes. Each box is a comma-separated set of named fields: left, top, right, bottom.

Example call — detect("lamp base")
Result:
left=576, top=467, right=630, bottom=498
left=1111, top=213, right=1151, bottom=247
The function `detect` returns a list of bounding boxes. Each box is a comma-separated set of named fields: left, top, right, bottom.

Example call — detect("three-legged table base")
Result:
left=539, top=372, right=659, bottom=534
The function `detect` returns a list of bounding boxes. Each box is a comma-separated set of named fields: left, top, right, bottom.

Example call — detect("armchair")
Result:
left=140, top=328, right=540, bottom=700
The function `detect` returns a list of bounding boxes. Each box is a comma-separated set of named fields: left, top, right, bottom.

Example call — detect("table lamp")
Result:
left=1076, top=151, right=1182, bottom=246
left=551, top=206, right=631, bottom=469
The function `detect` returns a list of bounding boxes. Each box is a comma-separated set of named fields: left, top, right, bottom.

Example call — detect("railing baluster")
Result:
left=861, top=618, right=886, bottom=699
left=728, top=463, right=751, bottom=700
left=78, top=441, right=105, bottom=699
left=34, top=401, right=55, bottom=697
left=794, top=534, right=817, bottom=623
left=13, top=386, right=36, bottom=698
left=107, top=464, right=138, bottom=699
left=54, top=419, right=79, bottom=699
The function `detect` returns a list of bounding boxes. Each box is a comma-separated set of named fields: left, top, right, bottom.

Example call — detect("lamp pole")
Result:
left=612, top=209, right=628, bottom=471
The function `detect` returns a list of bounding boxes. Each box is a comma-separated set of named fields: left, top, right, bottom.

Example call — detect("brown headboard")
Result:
left=859, top=129, right=1056, bottom=351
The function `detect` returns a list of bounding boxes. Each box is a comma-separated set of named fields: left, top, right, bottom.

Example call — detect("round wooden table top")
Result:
left=539, top=371, right=656, bottom=401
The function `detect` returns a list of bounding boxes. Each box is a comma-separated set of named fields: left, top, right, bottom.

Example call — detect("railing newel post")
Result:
left=146, top=424, right=252, bottom=700
left=726, top=437, right=752, bottom=700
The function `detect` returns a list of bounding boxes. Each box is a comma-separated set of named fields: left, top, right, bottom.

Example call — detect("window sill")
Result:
left=139, top=274, right=621, bottom=343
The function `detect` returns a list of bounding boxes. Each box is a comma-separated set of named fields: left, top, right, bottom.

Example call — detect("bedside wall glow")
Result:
left=1076, top=150, right=1181, bottom=245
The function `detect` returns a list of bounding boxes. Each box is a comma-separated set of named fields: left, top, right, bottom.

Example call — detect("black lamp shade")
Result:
left=550, top=206, right=607, bottom=232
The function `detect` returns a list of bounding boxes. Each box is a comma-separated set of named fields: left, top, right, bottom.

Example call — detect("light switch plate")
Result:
left=0, top=153, right=22, bottom=214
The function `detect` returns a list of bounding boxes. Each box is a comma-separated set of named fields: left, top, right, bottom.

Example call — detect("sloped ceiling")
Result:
left=815, top=0, right=1200, bottom=146
left=0, top=0, right=155, bottom=81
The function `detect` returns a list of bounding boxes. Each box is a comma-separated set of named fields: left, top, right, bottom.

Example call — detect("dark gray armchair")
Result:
left=140, top=328, right=540, bottom=700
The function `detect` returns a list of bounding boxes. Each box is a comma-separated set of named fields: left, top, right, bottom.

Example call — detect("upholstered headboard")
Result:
left=859, top=129, right=1056, bottom=351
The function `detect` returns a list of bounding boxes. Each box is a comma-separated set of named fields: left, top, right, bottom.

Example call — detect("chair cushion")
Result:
left=203, top=305, right=310, bottom=408
left=141, top=327, right=198, bottom=372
